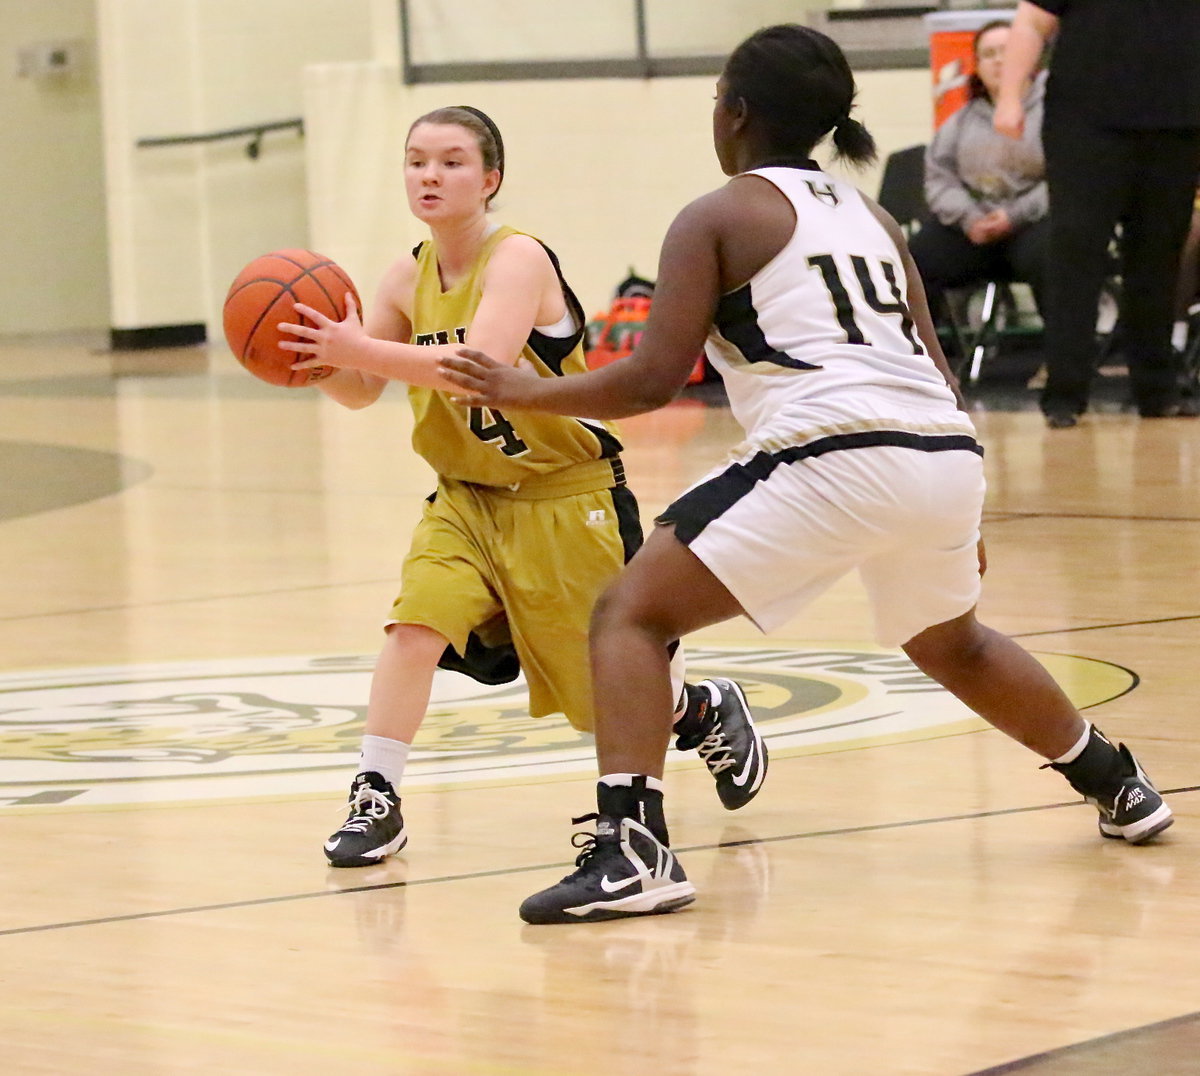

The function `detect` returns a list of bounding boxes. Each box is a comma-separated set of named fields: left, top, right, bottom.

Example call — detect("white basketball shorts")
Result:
left=656, top=432, right=986, bottom=648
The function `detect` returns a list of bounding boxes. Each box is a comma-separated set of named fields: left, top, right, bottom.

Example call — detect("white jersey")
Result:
left=704, top=165, right=976, bottom=449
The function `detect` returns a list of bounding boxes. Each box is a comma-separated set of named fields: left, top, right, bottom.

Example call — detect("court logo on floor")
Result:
left=0, top=645, right=1134, bottom=809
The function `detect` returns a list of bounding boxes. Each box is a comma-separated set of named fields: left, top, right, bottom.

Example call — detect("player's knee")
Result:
left=589, top=581, right=634, bottom=638
left=588, top=578, right=673, bottom=647
left=902, top=610, right=990, bottom=674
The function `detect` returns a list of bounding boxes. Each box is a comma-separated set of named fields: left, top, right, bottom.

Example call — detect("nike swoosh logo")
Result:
left=324, top=838, right=342, bottom=851
left=732, top=736, right=759, bottom=786
left=600, top=873, right=642, bottom=893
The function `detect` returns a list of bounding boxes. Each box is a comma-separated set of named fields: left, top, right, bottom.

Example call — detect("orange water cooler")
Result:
left=923, top=9, right=1013, bottom=128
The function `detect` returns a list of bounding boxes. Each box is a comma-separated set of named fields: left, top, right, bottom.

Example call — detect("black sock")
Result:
left=596, top=777, right=670, bottom=845
left=672, top=682, right=712, bottom=749
left=1051, top=726, right=1132, bottom=799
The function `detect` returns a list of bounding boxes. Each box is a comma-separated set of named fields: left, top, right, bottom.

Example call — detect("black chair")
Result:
left=956, top=275, right=1024, bottom=383
left=876, top=144, right=928, bottom=236
left=876, top=144, right=1029, bottom=384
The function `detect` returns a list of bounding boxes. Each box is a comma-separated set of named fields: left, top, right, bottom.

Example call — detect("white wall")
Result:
left=95, top=0, right=378, bottom=337
left=1, top=0, right=936, bottom=340
left=0, top=0, right=108, bottom=336
left=303, top=63, right=933, bottom=319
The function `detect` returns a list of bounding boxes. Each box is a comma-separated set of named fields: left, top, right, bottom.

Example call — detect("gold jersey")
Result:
left=408, top=225, right=622, bottom=488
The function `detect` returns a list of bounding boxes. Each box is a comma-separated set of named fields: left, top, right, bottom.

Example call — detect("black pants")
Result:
left=909, top=216, right=1050, bottom=325
left=1041, top=111, right=1200, bottom=416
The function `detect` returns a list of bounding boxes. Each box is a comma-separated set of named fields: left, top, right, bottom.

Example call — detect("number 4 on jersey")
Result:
left=469, top=406, right=529, bottom=457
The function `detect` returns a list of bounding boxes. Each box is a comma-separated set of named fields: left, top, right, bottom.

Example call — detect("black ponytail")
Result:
left=831, top=115, right=877, bottom=168
left=724, top=24, right=877, bottom=169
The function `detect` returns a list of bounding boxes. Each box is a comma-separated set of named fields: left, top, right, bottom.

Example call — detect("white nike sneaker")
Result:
left=675, top=678, right=768, bottom=810
left=324, top=771, right=408, bottom=868
left=519, top=812, right=695, bottom=925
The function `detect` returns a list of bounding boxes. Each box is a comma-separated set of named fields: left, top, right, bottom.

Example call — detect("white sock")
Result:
left=600, top=773, right=664, bottom=793
left=1172, top=319, right=1188, bottom=350
left=669, top=647, right=687, bottom=716
left=359, top=733, right=411, bottom=788
left=1053, top=722, right=1092, bottom=765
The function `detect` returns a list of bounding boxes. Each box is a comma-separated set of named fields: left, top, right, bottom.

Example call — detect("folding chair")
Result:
left=957, top=277, right=1022, bottom=383
left=877, top=145, right=1014, bottom=381
left=876, top=144, right=927, bottom=236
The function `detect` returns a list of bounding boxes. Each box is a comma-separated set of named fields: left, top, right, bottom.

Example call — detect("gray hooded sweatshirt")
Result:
left=924, top=70, right=1047, bottom=230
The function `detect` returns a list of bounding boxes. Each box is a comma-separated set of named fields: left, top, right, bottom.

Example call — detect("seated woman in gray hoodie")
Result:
left=910, top=19, right=1048, bottom=337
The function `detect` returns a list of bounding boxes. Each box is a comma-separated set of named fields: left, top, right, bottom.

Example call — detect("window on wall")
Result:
left=396, top=0, right=966, bottom=83
left=402, top=0, right=639, bottom=67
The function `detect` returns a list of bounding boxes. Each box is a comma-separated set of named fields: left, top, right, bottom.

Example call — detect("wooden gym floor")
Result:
left=1, top=336, right=1198, bottom=1075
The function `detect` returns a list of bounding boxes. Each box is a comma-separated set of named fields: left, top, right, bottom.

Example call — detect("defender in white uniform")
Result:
left=442, top=25, right=1174, bottom=925
left=667, top=163, right=985, bottom=648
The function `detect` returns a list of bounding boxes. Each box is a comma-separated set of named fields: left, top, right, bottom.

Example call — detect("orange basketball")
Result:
left=222, top=249, right=361, bottom=387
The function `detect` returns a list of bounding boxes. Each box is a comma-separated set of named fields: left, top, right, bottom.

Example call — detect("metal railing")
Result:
left=135, top=118, right=303, bottom=158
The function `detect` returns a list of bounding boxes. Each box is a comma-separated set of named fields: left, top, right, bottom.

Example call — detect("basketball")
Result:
left=223, top=249, right=361, bottom=387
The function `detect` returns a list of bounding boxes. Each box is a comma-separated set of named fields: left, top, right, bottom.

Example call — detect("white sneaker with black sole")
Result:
left=324, top=771, right=408, bottom=867
left=519, top=813, right=695, bottom=925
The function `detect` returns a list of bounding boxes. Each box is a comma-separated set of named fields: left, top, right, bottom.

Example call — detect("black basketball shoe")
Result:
left=324, top=771, right=408, bottom=867
left=1049, top=729, right=1173, bottom=844
left=1091, top=745, right=1174, bottom=843
left=520, top=780, right=695, bottom=925
left=674, top=678, right=768, bottom=810
left=520, top=814, right=695, bottom=925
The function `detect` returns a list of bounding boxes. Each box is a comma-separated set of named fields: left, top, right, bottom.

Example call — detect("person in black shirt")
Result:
left=995, top=0, right=1200, bottom=427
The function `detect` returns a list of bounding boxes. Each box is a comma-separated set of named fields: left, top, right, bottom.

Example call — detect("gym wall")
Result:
left=1, top=1, right=932, bottom=343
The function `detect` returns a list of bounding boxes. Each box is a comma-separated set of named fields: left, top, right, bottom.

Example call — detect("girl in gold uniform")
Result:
left=281, top=107, right=768, bottom=867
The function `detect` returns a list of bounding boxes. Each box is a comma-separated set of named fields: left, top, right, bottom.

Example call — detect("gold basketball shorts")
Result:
left=388, top=460, right=641, bottom=732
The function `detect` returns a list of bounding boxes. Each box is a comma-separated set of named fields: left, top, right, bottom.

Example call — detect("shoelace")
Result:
left=697, top=723, right=736, bottom=775
left=336, top=784, right=394, bottom=834
left=569, top=812, right=602, bottom=866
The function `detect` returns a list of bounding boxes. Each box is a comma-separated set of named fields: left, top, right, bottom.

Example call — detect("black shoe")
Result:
left=675, top=679, right=768, bottom=810
left=1091, top=745, right=1174, bottom=844
left=1045, top=411, right=1079, bottom=429
left=1049, top=730, right=1173, bottom=844
left=1139, top=402, right=1198, bottom=418
left=324, top=771, right=407, bottom=867
left=519, top=813, right=695, bottom=924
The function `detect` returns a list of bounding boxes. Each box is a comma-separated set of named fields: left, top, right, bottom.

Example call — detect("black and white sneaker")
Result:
left=324, top=771, right=408, bottom=867
left=675, top=678, right=768, bottom=810
left=1050, top=729, right=1173, bottom=845
left=519, top=813, right=695, bottom=925
left=1091, top=745, right=1174, bottom=844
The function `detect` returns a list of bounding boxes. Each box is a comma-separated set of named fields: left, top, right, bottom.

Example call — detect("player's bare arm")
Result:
left=303, top=258, right=414, bottom=409
left=863, top=194, right=968, bottom=412
left=280, top=237, right=555, bottom=392
left=467, top=233, right=564, bottom=363
left=994, top=2, right=1057, bottom=139
left=440, top=193, right=732, bottom=417
left=863, top=194, right=979, bottom=569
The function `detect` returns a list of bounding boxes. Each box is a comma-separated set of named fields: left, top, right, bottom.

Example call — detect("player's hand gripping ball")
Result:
left=223, top=249, right=361, bottom=387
